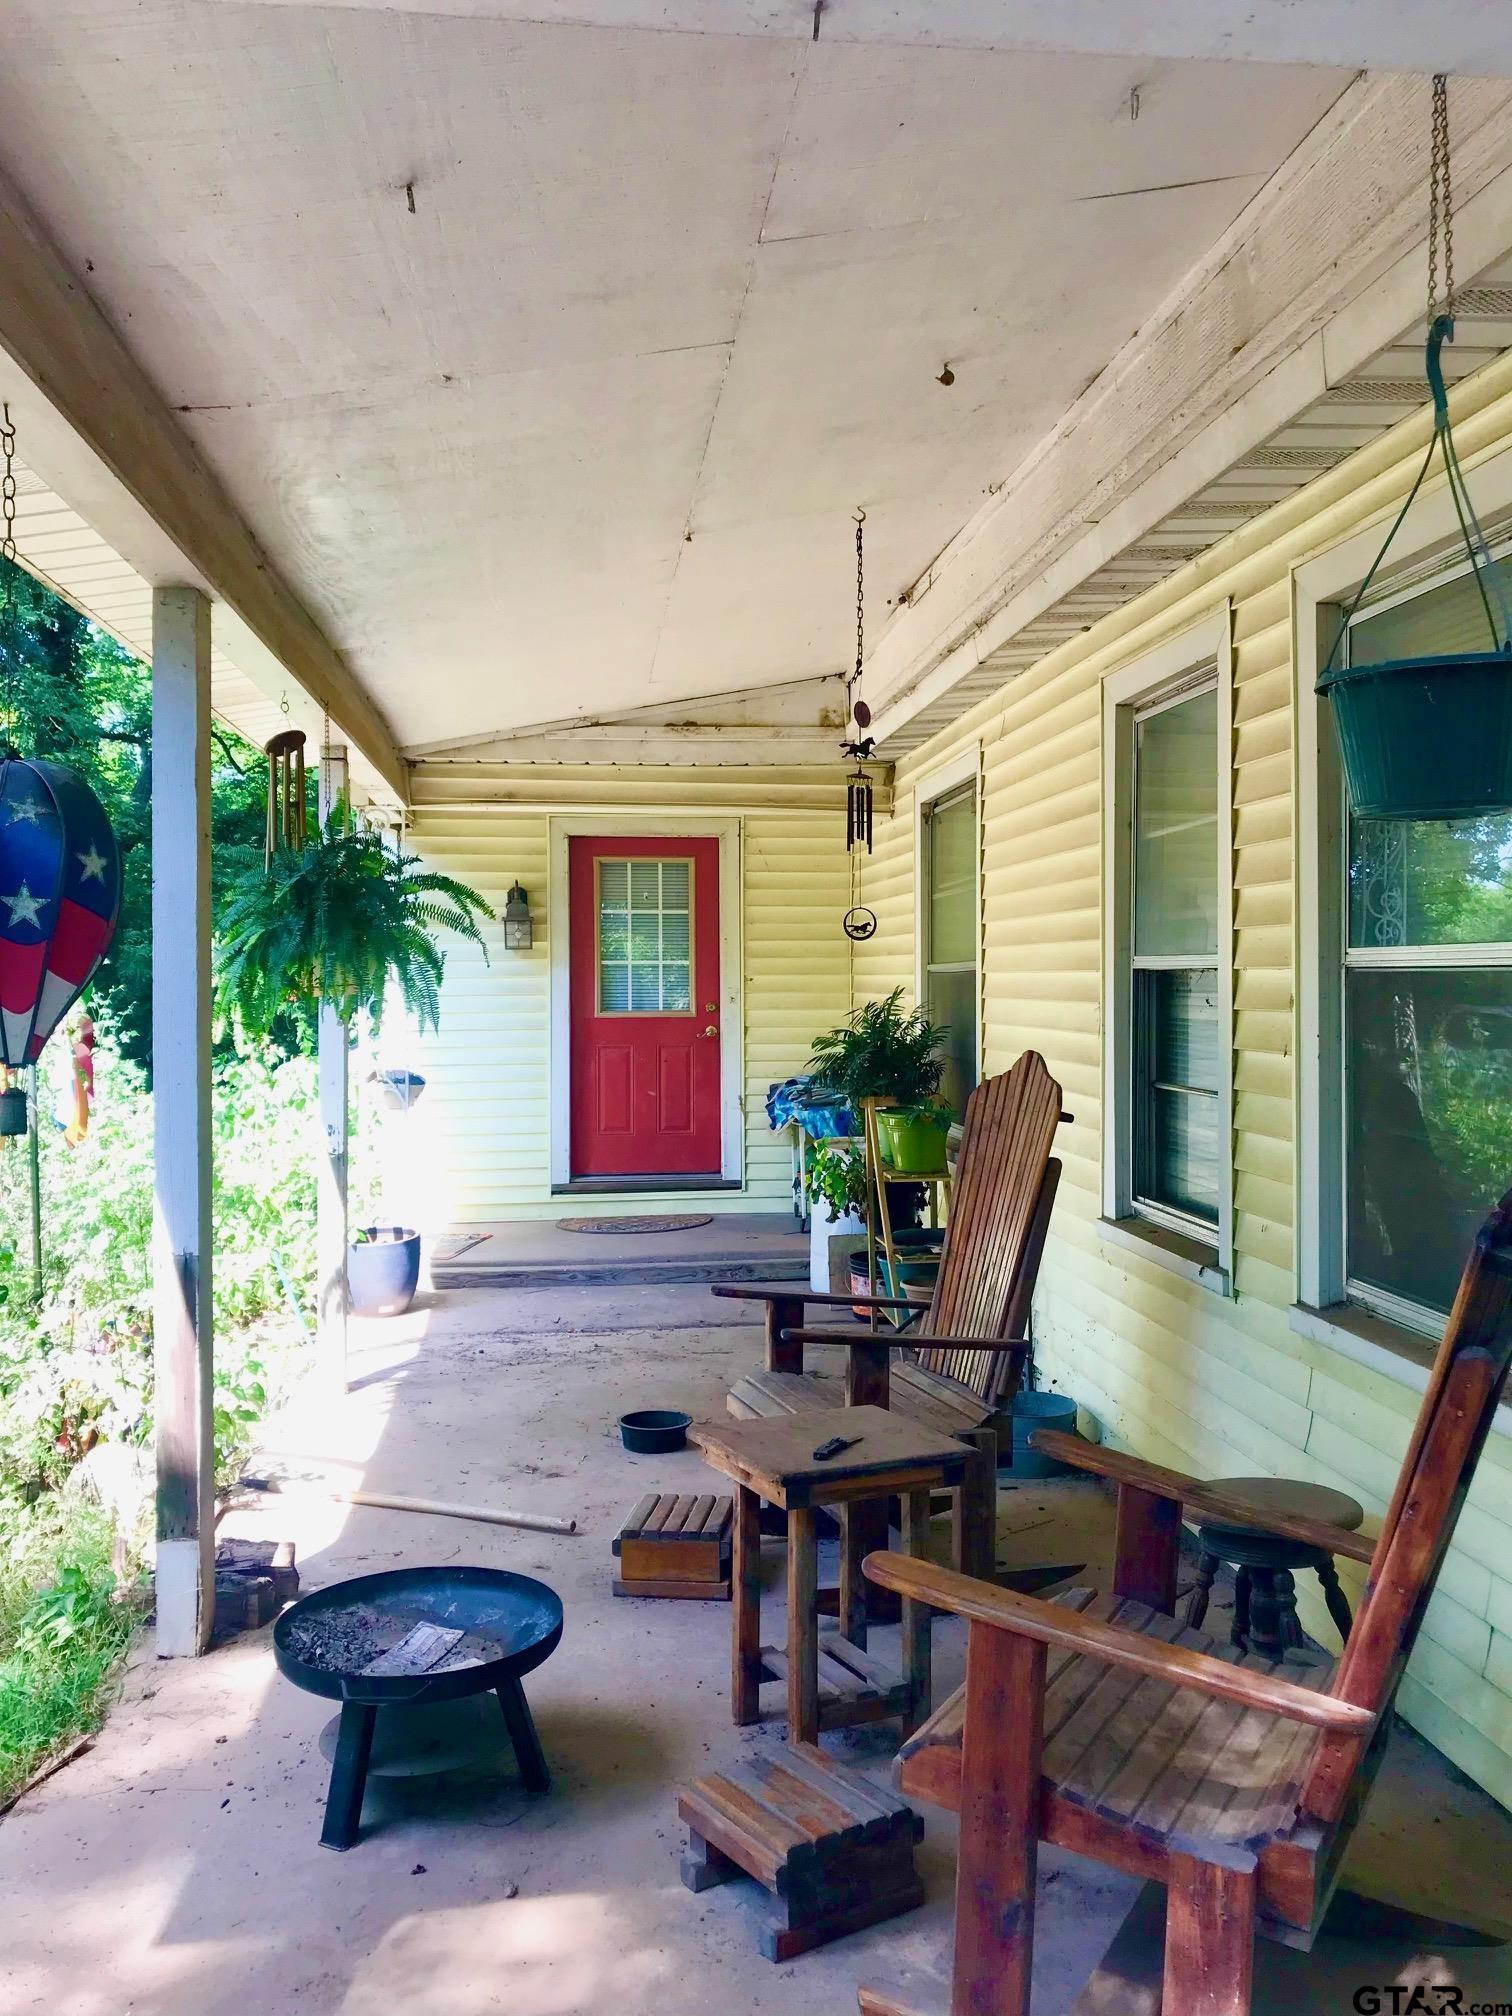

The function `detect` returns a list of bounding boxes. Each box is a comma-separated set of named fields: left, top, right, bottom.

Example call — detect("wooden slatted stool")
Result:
left=678, top=1740, right=924, bottom=1960
left=613, top=1491, right=732, bottom=1600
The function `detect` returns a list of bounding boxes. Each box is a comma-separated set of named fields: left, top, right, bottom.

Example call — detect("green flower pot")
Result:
left=875, top=1108, right=950, bottom=1173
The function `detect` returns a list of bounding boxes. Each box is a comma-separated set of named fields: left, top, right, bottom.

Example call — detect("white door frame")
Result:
left=548, top=814, right=744, bottom=1189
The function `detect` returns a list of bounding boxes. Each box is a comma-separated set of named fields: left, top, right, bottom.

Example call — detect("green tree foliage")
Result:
left=0, top=556, right=271, bottom=1072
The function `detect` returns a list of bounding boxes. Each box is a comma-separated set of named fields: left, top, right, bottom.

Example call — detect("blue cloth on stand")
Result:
left=765, top=1075, right=856, bottom=1138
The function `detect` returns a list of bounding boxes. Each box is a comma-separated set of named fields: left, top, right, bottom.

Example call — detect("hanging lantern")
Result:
left=0, top=756, right=121, bottom=1068
left=264, top=727, right=308, bottom=862
left=502, top=881, right=534, bottom=951
left=0, top=1073, right=25, bottom=1136
left=1317, top=76, right=1512, bottom=822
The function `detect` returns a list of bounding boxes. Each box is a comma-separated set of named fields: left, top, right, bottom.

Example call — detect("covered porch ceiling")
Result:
left=1, top=6, right=1512, bottom=791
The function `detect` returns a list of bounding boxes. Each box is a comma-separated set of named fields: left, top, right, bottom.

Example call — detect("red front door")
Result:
left=569, top=836, right=722, bottom=1178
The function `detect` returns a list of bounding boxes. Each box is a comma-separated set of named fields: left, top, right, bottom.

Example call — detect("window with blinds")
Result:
left=1341, top=553, right=1512, bottom=1325
left=596, top=857, right=693, bottom=1014
left=923, top=781, right=978, bottom=1112
left=1130, top=686, right=1221, bottom=1232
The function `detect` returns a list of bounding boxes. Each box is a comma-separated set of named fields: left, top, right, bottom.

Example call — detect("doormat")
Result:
left=557, top=1214, right=714, bottom=1235
left=431, top=1233, right=491, bottom=1262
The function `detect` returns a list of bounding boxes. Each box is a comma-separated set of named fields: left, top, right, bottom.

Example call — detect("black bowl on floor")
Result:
left=619, top=1408, right=692, bottom=1454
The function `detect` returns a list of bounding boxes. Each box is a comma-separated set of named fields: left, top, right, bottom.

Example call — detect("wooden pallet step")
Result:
left=817, top=1630, right=903, bottom=1696
left=614, top=1491, right=733, bottom=1599
left=678, top=1737, right=925, bottom=1960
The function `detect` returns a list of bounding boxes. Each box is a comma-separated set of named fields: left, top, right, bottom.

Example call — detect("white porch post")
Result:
left=318, top=742, right=349, bottom=1392
left=152, top=586, right=215, bottom=1657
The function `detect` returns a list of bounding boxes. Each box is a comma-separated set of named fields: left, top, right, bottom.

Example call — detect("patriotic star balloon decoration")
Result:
left=0, top=756, right=121, bottom=1071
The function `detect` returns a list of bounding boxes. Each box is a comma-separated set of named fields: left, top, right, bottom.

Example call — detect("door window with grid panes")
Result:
left=1131, top=685, right=1221, bottom=1233
left=596, top=857, right=693, bottom=1014
left=1341, top=557, right=1512, bottom=1326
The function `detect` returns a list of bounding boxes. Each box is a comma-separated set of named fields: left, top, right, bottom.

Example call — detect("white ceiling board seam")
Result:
left=867, top=79, right=1512, bottom=744
left=645, top=52, right=810, bottom=691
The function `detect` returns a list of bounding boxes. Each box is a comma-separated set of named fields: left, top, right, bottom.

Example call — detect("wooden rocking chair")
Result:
left=714, top=1052, right=1066, bottom=1578
left=860, top=1187, right=1512, bottom=2016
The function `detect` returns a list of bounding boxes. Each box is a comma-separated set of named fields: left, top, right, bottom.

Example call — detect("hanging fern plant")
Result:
left=215, top=817, right=494, bottom=1043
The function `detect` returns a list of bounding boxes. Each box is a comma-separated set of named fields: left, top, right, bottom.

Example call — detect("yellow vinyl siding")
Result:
left=857, top=346, right=1512, bottom=1808
left=392, top=771, right=852, bottom=1225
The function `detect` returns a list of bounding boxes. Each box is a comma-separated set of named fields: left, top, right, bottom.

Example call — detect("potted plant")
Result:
left=1317, top=319, right=1512, bottom=823
left=806, top=1139, right=867, bottom=1292
left=347, top=1224, right=422, bottom=1317
left=807, top=988, right=952, bottom=1173
left=215, top=817, right=494, bottom=1041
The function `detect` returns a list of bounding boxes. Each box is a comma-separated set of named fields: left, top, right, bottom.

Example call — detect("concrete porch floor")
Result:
left=3, top=1279, right=1512, bottom=2016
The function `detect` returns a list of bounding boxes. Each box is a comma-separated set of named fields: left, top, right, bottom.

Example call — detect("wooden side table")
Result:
left=1185, top=1475, right=1365, bottom=1654
left=689, top=1406, right=971, bottom=1746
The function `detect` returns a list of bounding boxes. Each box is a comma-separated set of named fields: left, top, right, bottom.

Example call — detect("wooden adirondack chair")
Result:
left=861, top=1188, right=1512, bottom=2016
left=714, top=1053, right=1066, bottom=1579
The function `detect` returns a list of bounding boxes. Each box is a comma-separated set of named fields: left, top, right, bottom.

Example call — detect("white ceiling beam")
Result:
left=230, top=0, right=1512, bottom=77
left=867, top=72, right=1512, bottom=747
left=406, top=673, right=845, bottom=758
left=416, top=726, right=840, bottom=765
left=0, top=162, right=406, bottom=803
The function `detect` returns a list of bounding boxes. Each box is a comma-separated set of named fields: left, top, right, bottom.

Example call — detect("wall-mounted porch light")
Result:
left=503, top=881, right=534, bottom=951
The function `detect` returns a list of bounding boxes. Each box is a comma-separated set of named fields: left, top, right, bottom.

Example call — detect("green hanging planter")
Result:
left=1317, top=649, right=1512, bottom=821
left=1318, top=314, right=1512, bottom=823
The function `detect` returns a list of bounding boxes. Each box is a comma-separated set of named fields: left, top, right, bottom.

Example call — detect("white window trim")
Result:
left=1295, top=445, right=1512, bottom=1334
left=1101, top=608, right=1235, bottom=1289
left=547, top=814, right=744, bottom=1189
left=913, top=744, right=982, bottom=1085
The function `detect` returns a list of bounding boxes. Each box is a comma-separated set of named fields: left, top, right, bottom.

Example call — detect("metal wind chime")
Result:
left=264, top=712, right=309, bottom=862
left=840, top=510, right=879, bottom=942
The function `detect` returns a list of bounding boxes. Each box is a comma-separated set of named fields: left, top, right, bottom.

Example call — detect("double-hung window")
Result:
left=1338, top=556, right=1512, bottom=1328
left=1130, top=687, right=1222, bottom=1234
left=1103, top=617, right=1232, bottom=1284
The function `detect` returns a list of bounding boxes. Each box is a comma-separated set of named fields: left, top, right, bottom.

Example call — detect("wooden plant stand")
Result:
left=612, top=1492, right=732, bottom=1600
left=678, top=1740, right=924, bottom=1960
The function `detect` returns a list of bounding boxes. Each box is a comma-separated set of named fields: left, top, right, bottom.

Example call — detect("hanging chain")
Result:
left=853, top=509, right=865, bottom=689
left=1428, top=73, right=1454, bottom=325
left=0, top=404, right=17, bottom=751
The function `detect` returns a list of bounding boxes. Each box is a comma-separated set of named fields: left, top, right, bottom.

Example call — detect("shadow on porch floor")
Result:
left=1, top=1278, right=1508, bottom=2016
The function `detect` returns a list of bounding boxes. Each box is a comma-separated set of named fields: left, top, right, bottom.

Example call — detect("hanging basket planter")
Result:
left=1317, top=649, right=1512, bottom=821
left=1318, top=298, right=1512, bottom=823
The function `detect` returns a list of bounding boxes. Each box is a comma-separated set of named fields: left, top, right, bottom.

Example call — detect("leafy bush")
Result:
left=0, top=1044, right=318, bottom=1512
left=0, top=1498, right=139, bottom=1806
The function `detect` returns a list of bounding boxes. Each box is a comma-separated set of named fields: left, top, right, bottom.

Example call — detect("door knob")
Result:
left=702, top=1024, right=718, bottom=1038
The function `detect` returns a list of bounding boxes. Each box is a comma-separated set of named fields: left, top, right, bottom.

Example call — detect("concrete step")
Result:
left=431, top=1252, right=808, bottom=1290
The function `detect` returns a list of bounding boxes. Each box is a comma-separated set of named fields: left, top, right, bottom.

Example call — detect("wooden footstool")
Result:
left=613, top=1492, right=732, bottom=1600
left=678, top=1740, right=924, bottom=1960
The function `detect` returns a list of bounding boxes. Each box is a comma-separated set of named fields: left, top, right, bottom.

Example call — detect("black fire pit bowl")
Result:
left=618, top=1408, right=692, bottom=1454
left=274, top=1564, right=563, bottom=1849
